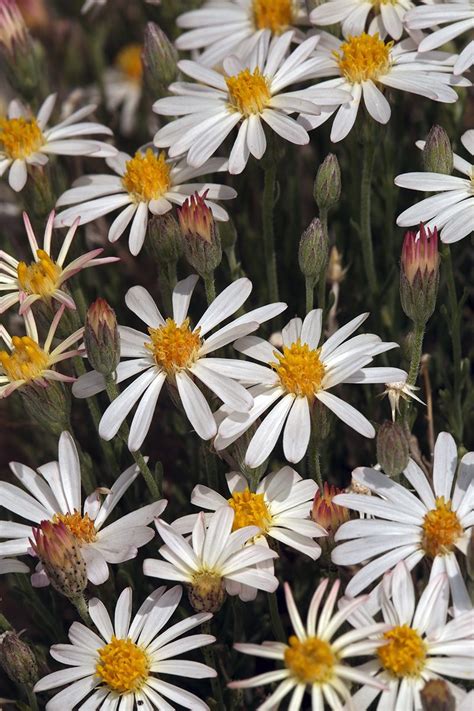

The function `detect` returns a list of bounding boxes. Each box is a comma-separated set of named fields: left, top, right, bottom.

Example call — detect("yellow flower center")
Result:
left=0, top=336, right=48, bottom=382
left=378, top=625, right=427, bottom=678
left=371, top=0, right=398, bottom=7
left=335, top=33, right=392, bottom=84
left=96, top=636, right=149, bottom=694
left=252, top=0, right=293, bottom=33
left=421, top=496, right=462, bottom=558
left=115, top=43, right=143, bottom=82
left=53, top=511, right=97, bottom=544
left=147, top=318, right=201, bottom=374
left=122, top=149, right=171, bottom=203
left=226, top=68, right=271, bottom=117
left=0, top=117, right=44, bottom=160
left=17, top=250, right=62, bottom=297
left=271, top=340, right=325, bottom=398
left=284, top=635, right=336, bottom=684
left=228, top=488, right=272, bottom=532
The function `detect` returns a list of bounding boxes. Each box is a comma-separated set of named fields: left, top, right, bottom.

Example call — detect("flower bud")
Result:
left=30, top=520, right=87, bottom=599
left=376, top=421, right=409, bottom=477
left=314, top=154, right=341, bottom=210
left=420, top=679, right=455, bottom=711
left=423, top=125, right=453, bottom=175
left=84, top=298, right=120, bottom=376
left=400, top=224, right=439, bottom=325
left=178, top=192, right=222, bottom=276
left=146, top=212, right=183, bottom=265
left=0, top=631, right=38, bottom=686
left=142, top=22, right=178, bottom=99
left=188, top=572, right=226, bottom=613
left=20, top=380, right=71, bottom=436
left=311, top=483, right=350, bottom=546
left=298, top=218, right=328, bottom=283
left=0, top=0, right=42, bottom=99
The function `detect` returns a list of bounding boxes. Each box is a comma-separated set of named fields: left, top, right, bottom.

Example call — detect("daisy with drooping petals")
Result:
left=215, top=309, right=406, bottom=468
left=0, top=93, right=116, bottom=192
left=345, top=562, right=474, bottom=710
left=406, top=0, right=474, bottom=74
left=144, top=506, right=279, bottom=608
left=54, top=149, right=237, bottom=255
left=34, top=585, right=217, bottom=710
left=103, top=44, right=143, bottom=136
left=395, top=129, right=474, bottom=244
left=175, top=0, right=309, bottom=67
left=73, top=275, right=286, bottom=450
left=0, top=306, right=83, bottom=398
left=332, top=432, right=474, bottom=615
left=0, top=210, right=118, bottom=315
left=299, top=32, right=468, bottom=143
left=0, top=557, right=28, bottom=575
left=0, top=431, right=167, bottom=586
left=310, top=0, right=414, bottom=41
left=381, top=378, right=424, bottom=421
left=153, top=31, right=351, bottom=174
left=229, top=579, right=389, bottom=709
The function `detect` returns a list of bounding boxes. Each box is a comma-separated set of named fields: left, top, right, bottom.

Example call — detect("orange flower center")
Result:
left=271, top=340, right=325, bottom=398
left=53, top=511, right=97, bottom=543
left=421, top=496, right=462, bottom=558
left=147, top=318, right=201, bottom=374
left=335, top=33, right=392, bottom=83
left=17, top=250, right=61, bottom=296
left=0, top=336, right=48, bottom=382
left=0, top=117, right=44, bottom=159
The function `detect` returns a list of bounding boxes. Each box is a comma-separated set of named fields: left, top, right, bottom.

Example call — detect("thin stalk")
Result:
left=359, top=119, right=378, bottom=297
left=262, top=162, right=279, bottom=303
left=26, top=686, right=39, bottom=711
left=442, top=244, right=463, bottom=439
left=305, top=276, right=315, bottom=312
left=0, top=611, right=12, bottom=631
left=407, top=321, right=425, bottom=387
left=203, top=271, right=216, bottom=305
left=309, top=429, right=323, bottom=491
left=267, top=592, right=286, bottom=643
left=166, top=260, right=178, bottom=291
left=71, top=594, right=92, bottom=626
left=202, top=442, right=219, bottom=491
left=318, top=207, right=329, bottom=311
left=202, top=621, right=225, bottom=709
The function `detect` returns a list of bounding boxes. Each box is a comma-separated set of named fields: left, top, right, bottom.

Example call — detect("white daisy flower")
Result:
left=406, top=0, right=474, bottom=74
left=0, top=557, right=28, bottom=575
left=54, top=149, right=237, bottom=256
left=0, top=93, right=116, bottom=192
left=0, top=210, right=119, bottom=315
left=345, top=562, right=474, bottom=710
left=72, top=274, right=286, bottom=450
left=332, top=432, right=474, bottom=615
left=310, top=0, right=414, bottom=41
left=228, top=579, right=389, bottom=709
left=144, top=506, right=279, bottom=608
left=175, top=0, right=309, bottom=67
left=381, top=379, right=424, bottom=421
left=103, top=44, right=143, bottom=136
left=215, top=309, right=406, bottom=468
left=395, top=129, right=474, bottom=244
left=0, top=306, right=83, bottom=398
left=153, top=30, right=351, bottom=174
left=34, top=585, right=217, bottom=710
left=0, top=431, right=167, bottom=586
left=299, top=32, right=468, bottom=143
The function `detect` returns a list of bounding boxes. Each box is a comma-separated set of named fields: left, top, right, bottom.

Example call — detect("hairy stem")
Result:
left=262, top=162, right=279, bottom=303
left=204, top=271, right=216, bottom=305
left=359, top=120, right=378, bottom=296
left=267, top=592, right=286, bottom=643
left=407, top=321, right=425, bottom=387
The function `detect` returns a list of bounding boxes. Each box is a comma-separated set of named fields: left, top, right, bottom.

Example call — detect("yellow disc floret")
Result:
left=17, top=250, right=61, bottom=297
left=228, top=489, right=272, bottom=532
left=122, top=149, right=171, bottom=203
left=147, top=318, right=201, bottom=374
left=378, top=625, right=427, bottom=678
left=116, top=43, right=143, bottom=82
left=421, top=496, right=462, bottom=558
left=284, top=635, right=336, bottom=684
left=226, top=69, right=271, bottom=117
left=96, top=637, right=149, bottom=694
left=0, top=117, right=44, bottom=160
left=0, top=336, right=48, bottom=382
left=252, top=0, right=293, bottom=33
left=53, top=511, right=97, bottom=544
left=271, top=340, right=325, bottom=398
left=335, top=33, right=392, bottom=84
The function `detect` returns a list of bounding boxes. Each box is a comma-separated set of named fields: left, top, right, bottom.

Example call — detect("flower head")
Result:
left=312, top=482, right=350, bottom=544
left=400, top=224, right=440, bottom=325
left=30, top=520, right=88, bottom=598
left=382, top=379, right=424, bottom=421
left=84, top=298, right=120, bottom=376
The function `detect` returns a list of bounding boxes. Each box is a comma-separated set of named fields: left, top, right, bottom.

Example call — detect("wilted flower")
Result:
left=179, top=191, right=222, bottom=276
left=400, top=224, right=439, bottom=325
left=382, top=379, right=424, bottom=421
left=311, top=482, right=350, bottom=544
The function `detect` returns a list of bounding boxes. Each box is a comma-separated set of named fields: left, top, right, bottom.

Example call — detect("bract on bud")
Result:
left=420, top=679, right=455, bottom=711
left=20, top=380, right=71, bottom=436
left=30, top=520, right=87, bottom=599
left=376, top=421, right=409, bottom=477
left=0, top=631, right=38, bottom=685
left=423, top=125, right=453, bottom=175
left=146, top=212, right=183, bottom=265
left=0, top=0, right=41, bottom=98
left=84, top=298, right=120, bottom=376
left=188, top=572, right=226, bottom=613
left=314, top=153, right=341, bottom=211
left=311, top=482, right=350, bottom=546
left=178, top=192, right=222, bottom=276
left=400, top=224, right=439, bottom=325
left=142, top=22, right=178, bottom=99
left=298, top=217, right=329, bottom=283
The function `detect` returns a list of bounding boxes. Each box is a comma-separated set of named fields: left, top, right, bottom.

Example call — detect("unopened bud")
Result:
left=142, top=22, right=178, bottom=99
left=0, top=0, right=41, bottom=99
left=298, top=218, right=328, bottom=283
left=20, top=380, right=71, bottom=436
left=312, top=483, right=350, bottom=546
left=314, top=154, right=341, bottom=210
left=423, top=125, right=453, bottom=175
left=0, top=631, right=38, bottom=685
left=400, top=224, right=439, bottom=325
left=84, top=298, right=120, bottom=376
left=421, top=679, right=455, bottom=711
left=147, top=212, right=183, bottom=265
left=376, top=421, right=409, bottom=477
left=188, top=571, right=226, bottom=613
left=30, top=520, right=87, bottom=599
left=178, top=192, right=222, bottom=276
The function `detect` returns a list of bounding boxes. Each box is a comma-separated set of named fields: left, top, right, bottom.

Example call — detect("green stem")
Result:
left=204, top=271, right=216, bottom=305
left=359, top=119, right=378, bottom=297
left=26, top=685, right=39, bottom=711
left=225, top=246, right=241, bottom=281
left=318, top=208, right=329, bottom=311
left=166, top=260, right=178, bottom=291
left=262, top=162, right=279, bottom=303
left=202, top=621, right=225, bottom=709
left=309, top=429, right=323, bottom=491
left=202, top=441, right=219, bottom=492
left=0, top=611, right=12, bottom=632
left=305, top=276, right=315, bottom=312
left=442, top=244, right=463, bottom=439
left=267, top=592, right=286, bottom=643
left=71, top=594, right=92, bottom=626
left=407, top=321, right=425, bottom=387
